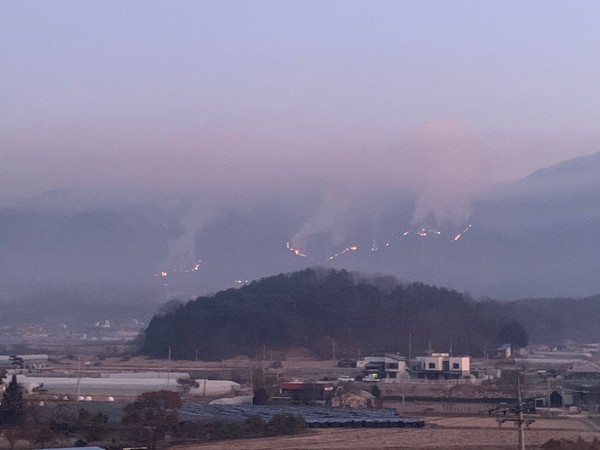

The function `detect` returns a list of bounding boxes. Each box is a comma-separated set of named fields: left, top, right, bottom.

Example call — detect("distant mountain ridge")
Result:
left=2, top=151, right=600, bottom=307
left=524, top=150, right=600, bottom=187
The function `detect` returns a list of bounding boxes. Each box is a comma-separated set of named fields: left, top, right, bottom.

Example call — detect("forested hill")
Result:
left=490, top=294, right=600, bottom=345
left=142, top=268, right=504, bottom=360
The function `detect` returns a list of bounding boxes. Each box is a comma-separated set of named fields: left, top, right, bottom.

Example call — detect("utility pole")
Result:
left=76, top=356, right=82, bottom=400
left=547, top=377, right=552, bottom=411
left=517, top=375, right=526, bottom=450
left=491, top=373, right=533, bottom=450
left=408, top=333, right=412, bottom=360
left=401, top=373, right=406, bottom=412
left=484, top=344, right=489, bottom=379
left=167, top=346, right=171, bottom=387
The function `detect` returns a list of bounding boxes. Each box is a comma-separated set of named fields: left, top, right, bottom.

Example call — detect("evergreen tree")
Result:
left=0, top=375, right=26, bottom=426
left=498, top=321, right=529, bottom=349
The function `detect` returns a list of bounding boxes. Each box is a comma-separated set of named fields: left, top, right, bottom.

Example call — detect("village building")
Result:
left=331, top=389, right=376, bottom=408
left=0, top=354, right=48, bottom=370
left=356, top=353, right=408, bottom=381
left=568, top=361, right=600, bottom=379
left=411, top=351, right=471, bottom=380
left=495, top=344, right=512, bottom=359
left=279, top=381, right=335, bottom=405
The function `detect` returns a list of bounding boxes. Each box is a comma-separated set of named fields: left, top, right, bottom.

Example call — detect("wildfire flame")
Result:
left=286, top=241, right=308, bottom=258
left=284, top=223, right=472, bottom=266
left=325, top=245, right=358, bottom=262
left=285, top=241, right=359, bottom=263
left=404, top=227, right=442, bottom=238
left=453, top=224, right=472, bottom=241
left=156, top=260, right=201, bottom=278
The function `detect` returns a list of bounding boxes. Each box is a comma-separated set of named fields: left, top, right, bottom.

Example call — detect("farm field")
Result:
left=169, top=415, right=600, bottom=449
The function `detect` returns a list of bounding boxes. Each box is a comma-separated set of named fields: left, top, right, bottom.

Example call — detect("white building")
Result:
left=0, top=354, right=48, bottom=370
left=15, top=374, right=240, bottom=397
left=412, top=352, right=470, bottom=379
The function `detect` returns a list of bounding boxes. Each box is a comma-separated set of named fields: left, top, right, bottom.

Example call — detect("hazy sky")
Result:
left=3, top=1, right=600, bottom=204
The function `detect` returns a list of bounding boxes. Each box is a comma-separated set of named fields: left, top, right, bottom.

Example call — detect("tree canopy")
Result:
left=142, top=268, right=502, bottom=360
left=498, top=321, right=529, bottom=348
left=0, top=375, right=26, bottom=426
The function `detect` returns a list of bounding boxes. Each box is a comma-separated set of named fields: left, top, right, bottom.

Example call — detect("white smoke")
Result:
left=163, top=200, right=216, bottom=272
left=288, top=121, right=486, bottom=251
left=289, top=191, right=354, bottom=253
left=400, top=122, right=484, bottom=226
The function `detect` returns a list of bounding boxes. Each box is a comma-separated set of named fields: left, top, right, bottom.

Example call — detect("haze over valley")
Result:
left=3, top=1, right=600, bottom=323
left=8, top=5, right=600, bottom=449
left=2, top=150, right=600, bottom=329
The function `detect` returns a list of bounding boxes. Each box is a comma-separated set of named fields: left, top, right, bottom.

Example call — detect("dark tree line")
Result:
left=144, top=267, right=600, bottom=361
left=0, top=375, right=26, bottom=426
left=142, top=268, right=507, bottom=360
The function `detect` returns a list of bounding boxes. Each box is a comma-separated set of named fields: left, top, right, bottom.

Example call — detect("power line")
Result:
left=488, top=374, right=535, bottom=450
